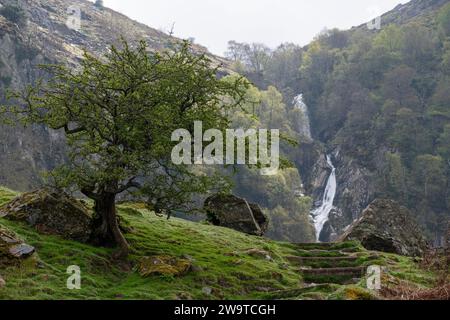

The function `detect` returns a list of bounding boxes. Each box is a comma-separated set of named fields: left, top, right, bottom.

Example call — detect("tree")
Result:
left=413, top=155, right=446, bottom=204
left=264, top=43, right=303, bottom=97
left=225, top=41, right=271, bottom=75
left=400, top=24, right=435, bottom=69
left=5, top=41, right=247, bottom=258
left=318, top=28, right=349, bottom=49
left=381, top=65, right=419, bottom=108
left=225, top=41, right=249, bottom=62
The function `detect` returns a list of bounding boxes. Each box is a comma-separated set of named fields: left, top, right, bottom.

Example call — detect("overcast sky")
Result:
left=99, top=0, right=410, bottom=56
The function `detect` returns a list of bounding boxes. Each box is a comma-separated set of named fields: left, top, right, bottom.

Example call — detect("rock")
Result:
left=339, top=199, right=428, bottom=257
left=204, top=194, right=269, bottom=236
left=0, top=226, right=36, bottom=267
left=0, top=275, right=5, bottom=288
left=0, top=189, right=92, bottom=243
left=8, top=243, right=35, bottom=258
left=202, top=287, right=212, bottom=296
left=138, top=255, right=192, bottom=277
left=318, top=150, right=376, bottom=242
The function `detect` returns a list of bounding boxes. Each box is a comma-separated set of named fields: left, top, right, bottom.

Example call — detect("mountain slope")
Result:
left=297, top=0, right=450, bottom=243
left=356, top=0, right=449, bottom=29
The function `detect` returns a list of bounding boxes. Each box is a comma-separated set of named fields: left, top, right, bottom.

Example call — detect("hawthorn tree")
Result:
left=6, top=40, right=247, bottom=258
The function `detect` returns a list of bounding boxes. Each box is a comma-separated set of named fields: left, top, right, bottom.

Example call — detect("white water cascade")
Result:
left=311, top=155, right=337, bottom=241
left=293, top=94, right=312, bottom=139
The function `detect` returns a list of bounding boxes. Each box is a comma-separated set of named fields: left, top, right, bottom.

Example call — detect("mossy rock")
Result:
left=343, top=286, right=378, bottom=300
left=0, top=189, right=93, bottom=243
left=138, top=255, right=192, bottom=277
left=0, top=225, right=36, bottom=268
left=204, top=194, right=269, bottom=236
left=339, top=199, right=428, bottom=257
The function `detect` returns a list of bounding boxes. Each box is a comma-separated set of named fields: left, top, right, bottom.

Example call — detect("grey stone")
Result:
left=204, top=194, right=269, bottom=236
left=0, top=189, right=92, bottom=243
left=339, top=199, right=428, bottom=257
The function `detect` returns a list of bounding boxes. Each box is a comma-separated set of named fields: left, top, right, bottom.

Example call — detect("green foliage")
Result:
left=224, top=81, right=315, bottom=242
left=227, top=5, right=450, bottom=240
left=6, top=40, right=247, bottom=214
left=0, top=4, right=27, bottom=27
left=297, top=19, right=449, bottom=240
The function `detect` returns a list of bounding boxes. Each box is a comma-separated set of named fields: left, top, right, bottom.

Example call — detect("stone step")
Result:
left=294, top=243, right=340, bottom=250
left=260, top=284, right=338, bottom=299
left=292, top=242, right=361, bottom=253
left=287, top=255, right=361, bottom=268
left=294, top=249, right=348, bottom=258
left=288, top=256, right=359, bottom=263
left=300, top=266, right=365, bottom=285
left=300, top=266, right=365, bottom=276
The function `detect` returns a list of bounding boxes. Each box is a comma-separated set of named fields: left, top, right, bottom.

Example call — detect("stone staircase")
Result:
left=288, top=242, right=371, bottom=285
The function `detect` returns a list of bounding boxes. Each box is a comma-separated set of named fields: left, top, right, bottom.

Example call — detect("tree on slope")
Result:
left=5, top=40, right=247, bottom=258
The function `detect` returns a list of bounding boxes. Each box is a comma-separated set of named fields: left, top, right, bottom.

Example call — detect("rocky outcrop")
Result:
left=295, top=141, right=328, bottom=200
left=0, top=189, right=92, bottom=243
left=204, top=194, right=269, bottom=236
left=339, top=199, right=428, bottom=257
left=0, top=225, right=36, bottom=267
left=302, top=147, right=376, bottom=242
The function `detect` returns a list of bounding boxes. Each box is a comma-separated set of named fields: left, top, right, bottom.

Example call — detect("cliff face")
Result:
left=0, top=0, right=225, bottom=191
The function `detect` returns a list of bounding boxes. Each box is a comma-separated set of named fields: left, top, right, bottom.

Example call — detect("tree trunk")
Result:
left=92, top=192, right=129, bottom=259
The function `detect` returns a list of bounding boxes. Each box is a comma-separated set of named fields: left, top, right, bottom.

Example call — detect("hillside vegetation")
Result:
left=225, top=0, right=450, bottom=243
left=0, top=187, right=442, bottom=300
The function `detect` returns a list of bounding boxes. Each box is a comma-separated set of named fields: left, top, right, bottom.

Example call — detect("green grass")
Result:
left=0, top=188, right=440, bottom=300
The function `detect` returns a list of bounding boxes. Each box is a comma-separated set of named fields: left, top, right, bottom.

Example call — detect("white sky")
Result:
left=98, top=0, right=410, bottom=56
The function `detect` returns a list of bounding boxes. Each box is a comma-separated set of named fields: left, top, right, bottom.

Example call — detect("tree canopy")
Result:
left=4, top=40, right=247, bottom=257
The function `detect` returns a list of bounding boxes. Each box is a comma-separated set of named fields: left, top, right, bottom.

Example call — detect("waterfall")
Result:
left=293, top=93, right=338, bottom=241
left=293, top=94, right=312, bottom=139
left=311, top=155, right=337, bottom=241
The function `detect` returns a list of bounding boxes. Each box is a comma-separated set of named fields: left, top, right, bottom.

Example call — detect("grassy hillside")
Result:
left=0, top=187, right=440, bottom=300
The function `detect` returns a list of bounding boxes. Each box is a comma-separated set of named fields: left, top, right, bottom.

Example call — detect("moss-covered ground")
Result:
left=0, top=187, right=440, bottom=300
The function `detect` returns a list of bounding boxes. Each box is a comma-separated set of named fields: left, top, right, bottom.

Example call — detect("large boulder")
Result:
left=204, top=194, right=269, bottom=236
left=0, top=225, right=36, bottom=267
left=339, top=199, right=428, bottom=257
left=0, top=189, right=92, bottom=243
